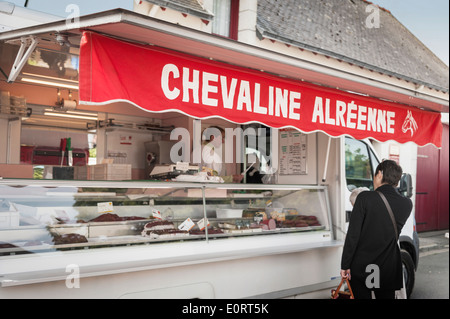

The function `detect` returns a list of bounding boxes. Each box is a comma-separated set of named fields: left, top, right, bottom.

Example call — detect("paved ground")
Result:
left=418, top=230, right=449, bottom=253
left=411, top=249, right=449, bottom=299
left=411, top=229, right=449, bottom=299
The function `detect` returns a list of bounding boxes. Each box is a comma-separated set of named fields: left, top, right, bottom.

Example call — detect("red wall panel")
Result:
left=437, top=125, right=449, bottom=230
left=415, top=124, right=449, bottom=232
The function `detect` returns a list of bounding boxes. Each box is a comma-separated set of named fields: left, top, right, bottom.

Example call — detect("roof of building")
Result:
left=143, top=0, right=213, bottom=21
left=256, top=0, right=449, bottom=92
left=129, top=0, right=449, bottom=92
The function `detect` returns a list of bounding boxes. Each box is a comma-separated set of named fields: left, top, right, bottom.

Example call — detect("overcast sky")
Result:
left=6, top=0, right=449, bottom=65
left=373, top=0, right=449, bottom=65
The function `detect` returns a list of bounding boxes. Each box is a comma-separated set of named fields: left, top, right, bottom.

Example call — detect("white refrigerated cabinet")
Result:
left=0, top=180, right=341, bottom=298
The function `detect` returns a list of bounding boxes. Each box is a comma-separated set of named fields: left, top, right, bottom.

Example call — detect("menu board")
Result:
left=279, top=129, right=308, bottom=175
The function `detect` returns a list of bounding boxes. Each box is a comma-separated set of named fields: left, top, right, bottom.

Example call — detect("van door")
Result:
left=344, top=137, right=380, bottom=218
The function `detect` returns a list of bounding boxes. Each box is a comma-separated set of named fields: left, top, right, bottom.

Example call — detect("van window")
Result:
left=345, top=138, right=374, bottom=190
left=369, top=148, right=380, bottom=177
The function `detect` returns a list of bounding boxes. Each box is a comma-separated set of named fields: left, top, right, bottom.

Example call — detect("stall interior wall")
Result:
left=276, top=132, right=344, bottom=241
left=317, top=134, right=343, bottom=241
left=95, top=112, right=164, bottom=179
left=276, top=132, right=317, bottom=185
left=0, top=119, right=7, bottom=163
left=0, top=117, right=20, bottom=164
left=21, top=128, right=89, bottom=151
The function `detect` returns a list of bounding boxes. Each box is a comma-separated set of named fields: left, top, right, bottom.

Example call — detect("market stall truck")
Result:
left=0, top=134, right=418, bottom=299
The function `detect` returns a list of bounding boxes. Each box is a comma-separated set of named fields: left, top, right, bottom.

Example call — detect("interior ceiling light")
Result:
left=20, top=72, right=79, bottom=90
left=44, top=111, right=97, bottom=121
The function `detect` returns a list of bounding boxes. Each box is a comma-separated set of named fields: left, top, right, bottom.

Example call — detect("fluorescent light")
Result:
left=44, top=112, right=97, bottom=121
left=22, top=77, right=79, bottom=90
left=20, top=73, right=79, bottom=90
left=66, top=110, right=97, bottom=117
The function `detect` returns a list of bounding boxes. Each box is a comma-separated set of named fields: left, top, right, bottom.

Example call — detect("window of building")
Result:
left=212, top=0, right=239, bottom=40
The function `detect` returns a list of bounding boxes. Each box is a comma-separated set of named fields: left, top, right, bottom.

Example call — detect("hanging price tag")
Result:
left=97, top=202, right=113, bottom=214
left=152, top=209, right=162, bottom=220
left=197, top=218, right=210, bottom=231
left=178, top=218, right=195, bottom=231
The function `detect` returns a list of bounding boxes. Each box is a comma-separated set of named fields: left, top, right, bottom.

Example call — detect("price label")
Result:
left=178, top=217, right=195, bottom=231
left=152, top=210, right=162, bottom=220
left=197, top=218, right=210, bottom=231
left=97, top=202, right=113, bottom=214
left=254, top=215, right=263, bottom=223
left=176, top=161, right=189, bottom=171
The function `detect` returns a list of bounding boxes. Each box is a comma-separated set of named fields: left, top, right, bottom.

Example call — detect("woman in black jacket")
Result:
left=341, top=160, right=412, bottom=299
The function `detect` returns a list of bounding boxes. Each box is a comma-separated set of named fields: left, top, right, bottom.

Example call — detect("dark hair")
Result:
left=375, top=160, right=403, bottom=186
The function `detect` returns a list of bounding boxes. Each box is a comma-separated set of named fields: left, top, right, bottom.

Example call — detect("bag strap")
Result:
left=377, top=191, right=398, bottom=239
left=345, top=278, right=354, bottom=298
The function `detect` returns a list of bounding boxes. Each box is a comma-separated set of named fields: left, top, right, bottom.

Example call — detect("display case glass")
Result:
left=0, top=180, right=332, bottom=256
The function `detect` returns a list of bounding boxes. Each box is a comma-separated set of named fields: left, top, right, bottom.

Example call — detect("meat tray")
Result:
left=49, top=219, right=151, bottom=238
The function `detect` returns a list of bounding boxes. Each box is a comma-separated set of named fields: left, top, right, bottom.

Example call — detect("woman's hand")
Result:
left=340, top=269, right=351, bottom=280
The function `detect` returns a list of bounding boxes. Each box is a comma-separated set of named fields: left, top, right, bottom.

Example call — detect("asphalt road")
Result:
left=410, top=249, right=449, bottom=299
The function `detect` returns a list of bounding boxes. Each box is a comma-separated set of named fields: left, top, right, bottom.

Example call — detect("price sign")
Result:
left=197, top=218, right=210, bottom=231
left=97, top=202, right=113, bottom=214
left=178, top=218, right=195, bottom=231
left=152, top=209, right=162, bottom=220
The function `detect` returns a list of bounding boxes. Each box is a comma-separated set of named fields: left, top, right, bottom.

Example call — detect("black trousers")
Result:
left=350, top=279, right=395, bottom=299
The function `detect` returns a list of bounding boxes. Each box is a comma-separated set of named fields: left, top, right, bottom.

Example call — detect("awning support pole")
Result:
left=322, top=136, right=332, bottom=183
left=7, top=36, right=39, bottom=83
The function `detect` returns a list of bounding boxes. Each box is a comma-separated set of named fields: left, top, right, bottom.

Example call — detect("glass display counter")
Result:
left=0, top=180, right=332, bottom=256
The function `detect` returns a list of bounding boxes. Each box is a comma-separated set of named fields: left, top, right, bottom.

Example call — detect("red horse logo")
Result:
left=402, top=111, right=418, bottom=137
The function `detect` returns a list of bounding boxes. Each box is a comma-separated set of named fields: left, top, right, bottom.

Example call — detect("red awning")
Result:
left=79, top=32, right=442, bottom=148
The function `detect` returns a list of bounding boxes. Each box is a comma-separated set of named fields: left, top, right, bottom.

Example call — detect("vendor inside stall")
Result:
left=201, top=125, right=244, bottom=183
